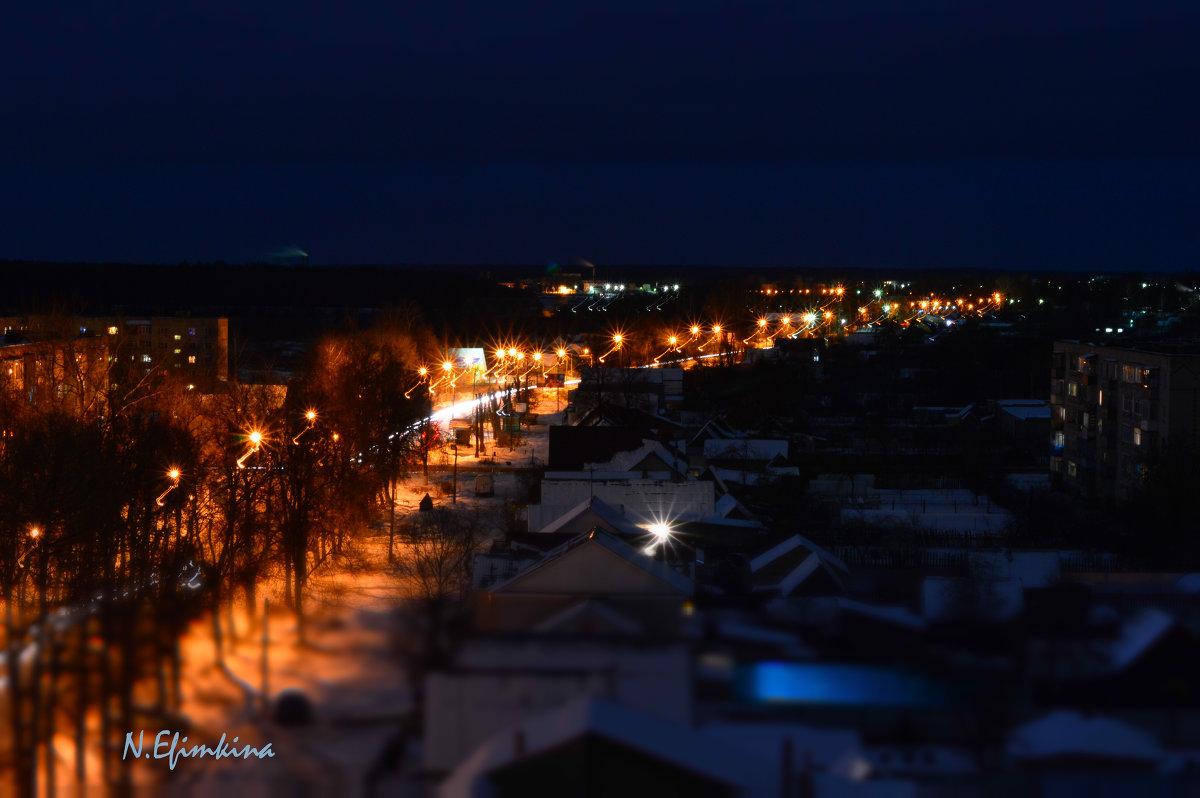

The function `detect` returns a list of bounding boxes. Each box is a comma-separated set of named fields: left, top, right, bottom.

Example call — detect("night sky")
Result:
left=3, top=2, right=1198, bottom=270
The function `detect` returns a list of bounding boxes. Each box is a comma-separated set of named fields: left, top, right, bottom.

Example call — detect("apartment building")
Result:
left=0, top=315, right=228, bottom=390
left=1051, top=341, right=1200, bottom=499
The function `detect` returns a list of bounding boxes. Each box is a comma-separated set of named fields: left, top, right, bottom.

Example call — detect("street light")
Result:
left=236, top=430, right=263, bottom=469
left=698, top=324, right=722, bottom=352
left=156, top=468, right=182, bottom=506
left=404, top=366, right=429, bottom=399
left=654, top=334, right=679, bottom=362
left=292, top=410, right=318, bottom=444
left=598, top=332, right=624, bottom=363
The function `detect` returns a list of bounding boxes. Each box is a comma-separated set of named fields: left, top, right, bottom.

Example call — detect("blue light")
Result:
left=736, top=662, right=973, bottom=708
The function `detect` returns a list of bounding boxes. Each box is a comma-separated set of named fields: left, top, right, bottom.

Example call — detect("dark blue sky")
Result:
left=2, top=2, right=1198, bottom=269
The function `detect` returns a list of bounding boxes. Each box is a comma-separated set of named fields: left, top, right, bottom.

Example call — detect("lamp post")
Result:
left=404, top=366, right=429, bottom=399
left=156, top=468, right=182, bottom=506
left=474, top=364, right=482, bottom=457
left=292, top=410, right=317, bottom=445
left=654, top=335, right=679, bottom=363
left=598, top=333, right=623, bottom=364
left=236, top=430, right=263, bottom=469
left=555, top=347, right=569, bottom=411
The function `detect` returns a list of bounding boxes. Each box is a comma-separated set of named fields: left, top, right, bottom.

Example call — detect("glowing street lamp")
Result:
left=654, top=334, right=680, bottom=362
left=598, top=332, right=624, bottom=363
left=698, top=324, right=722, bottom=352
left=404, top=366, right=429, bottom=399
left=236, top=430, right=263, bottom=469
left=293, top=409, right=318, bottom=444
left=156, top=467, right=182, bottom=506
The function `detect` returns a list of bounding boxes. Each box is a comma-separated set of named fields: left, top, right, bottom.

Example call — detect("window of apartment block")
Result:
left=1054, top=406, right=1065, bottom=421
left=1133, top=427, right=1142, bottom=446
left=187, top=355, right=196, bottom=363
left=107, top=326, right=118, bottom=335
left=1054, top=432, right=1065, bottom=448
left=174, top=334, right=182, bottom=341
left=1067, top=382, right=1078, bottom=397
left=174, top=348, right=181, bottom=354
left=142, top=355, right=152, bottom=363
left=1067, top=461, right=1077, bottom=477
left=1121, top=364, right=1140, bottom=383
left=188, top=328, right=196, bottom=335
left=1121, top=424, right=1134, bottom=443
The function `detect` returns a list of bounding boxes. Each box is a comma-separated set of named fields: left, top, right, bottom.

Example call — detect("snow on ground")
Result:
left=134, top=398, right=559, bottom=793
left=19, top=393, right=558, bottom=794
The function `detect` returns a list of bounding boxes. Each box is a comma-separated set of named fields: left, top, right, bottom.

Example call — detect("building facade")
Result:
left=1051, top=341, right=1200, bottom=499
left=0, top=315, right=228, bottom=391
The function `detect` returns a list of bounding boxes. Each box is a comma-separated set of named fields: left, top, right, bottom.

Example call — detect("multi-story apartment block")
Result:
left=0, top=315, right=228, bottom=392
left=1051, top=341, right=1200, bottom=500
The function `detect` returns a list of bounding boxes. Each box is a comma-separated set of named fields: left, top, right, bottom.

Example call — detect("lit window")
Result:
left=107, top=326, right=118, bottom=335
left=1067, top=461, right=1077, bottom=477
left=174, top=334, right=182, bottom=341
left=188, top=328, right=196, bottom=335
left=142, top=355, right=152, bottom=363
left=1133, top=428, right=1142, bottom=446
left=174, top=348, right=181, bottom=354
left=187, top=356, right=196, bottom=364
left=1053, top=432, right=1065, bottom=448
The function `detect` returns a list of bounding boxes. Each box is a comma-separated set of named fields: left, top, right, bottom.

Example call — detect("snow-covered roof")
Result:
left=998, top=404, right=1051, bottom=421
left=439, top=697, right=775, bottom=798
left=487, top=528, right=694, bottom=597
left=751, top=535, right=847, bottom=575
left=1008, top=710, right=1163, bottom=762
left=536, top=496, right=644, bottom=537
left=750, top=535, right=848, bottom=597
left=715, top=492, right=752, bottom=519
left=836, top=598, right=928, bottom=631
left=1105, top=607, right=1175, bottom=672
left=688, top=417, right=742, bottom=446
left=585, top=438, right=688, bottom=476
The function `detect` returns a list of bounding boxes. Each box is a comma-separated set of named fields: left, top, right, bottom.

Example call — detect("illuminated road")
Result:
left=423, top=350, right=731, bottom=429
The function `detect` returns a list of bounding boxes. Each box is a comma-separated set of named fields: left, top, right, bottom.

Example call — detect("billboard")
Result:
left=449, top=347, right=486, bottom=369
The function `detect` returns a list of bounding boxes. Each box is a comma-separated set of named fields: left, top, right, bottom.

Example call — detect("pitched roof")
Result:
left=487, top=528, right=694, bottom=597
left=1105, top=607, right=1175, bottom=672
left=536, top=496, right=644, bottom=538
left=586, top=439, right=688, bottom=477
left=750, top=535, right=849, bottom=596
left=438, top=696, right=774, bottom=798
